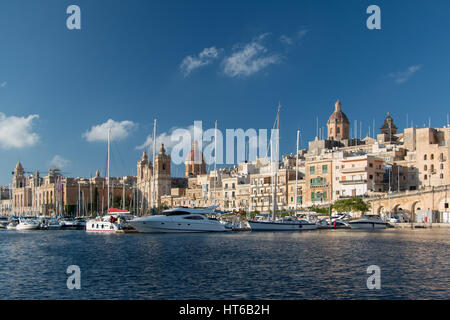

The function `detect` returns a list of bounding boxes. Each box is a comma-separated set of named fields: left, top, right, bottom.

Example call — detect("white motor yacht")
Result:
left=349, top=214, right=387, bottom=229
left=16, top=219, right=40, bottom=231
left=129, top=208, right=229, bottom=233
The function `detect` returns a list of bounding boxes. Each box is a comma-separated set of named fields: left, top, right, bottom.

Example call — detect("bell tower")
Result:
left=12, top=161, right=25, bottom=188
left=154, top=144, right=171, bottom=203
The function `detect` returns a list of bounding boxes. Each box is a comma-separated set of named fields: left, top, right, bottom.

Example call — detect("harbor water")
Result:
left=0, top=229, right=448, bottom=299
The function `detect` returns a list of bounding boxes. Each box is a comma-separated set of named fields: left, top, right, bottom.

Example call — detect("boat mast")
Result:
left=295, top=129, right=300, bottom=214
left=107, top=128, right=111, bottom=212
left=122, top=182, right=125, bottom=210
left=213, top=120, right=217, bottom=206
left=151, top=118, right=157, bottom=211
left=271, top=104, right=281, bottom=221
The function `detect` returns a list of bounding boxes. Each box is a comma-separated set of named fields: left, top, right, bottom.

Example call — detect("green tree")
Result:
left=333, top=197, right=370, bottom=213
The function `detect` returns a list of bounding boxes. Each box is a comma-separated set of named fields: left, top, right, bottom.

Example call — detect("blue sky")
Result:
left=1, top=0, right=449, bottom=184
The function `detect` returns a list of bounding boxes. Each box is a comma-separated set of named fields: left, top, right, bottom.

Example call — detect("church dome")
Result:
left=185, top=141, right=204, bottom=162
left=327, top=100, right=349, bottom=124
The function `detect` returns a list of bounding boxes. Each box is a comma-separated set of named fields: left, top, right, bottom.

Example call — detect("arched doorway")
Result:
left=437, top=196, right=449, bottom=212
left=410, top=201, right=423, bottom=223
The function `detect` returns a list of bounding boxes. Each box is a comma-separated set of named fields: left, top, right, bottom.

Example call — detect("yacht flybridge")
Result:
left=129, top=207, right=230, bottom=233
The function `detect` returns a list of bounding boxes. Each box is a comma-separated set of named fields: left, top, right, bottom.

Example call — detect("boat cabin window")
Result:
left=183, top=216, right=204, bottom=220
left=165, top=210, right=191, bottom=216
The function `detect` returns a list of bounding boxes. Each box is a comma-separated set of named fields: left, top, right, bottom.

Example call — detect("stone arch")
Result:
left=377, top=205, right=386, bottom=215
left=436, top=195, right=450, bottom=212
left=410, top=201, right=423, bottom=222
left=392, top=203, right=401, bottom=213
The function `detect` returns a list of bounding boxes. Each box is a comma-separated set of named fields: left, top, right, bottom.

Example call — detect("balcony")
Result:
left=340, top=167, right=367, bottom=174
left=339, top=179, right=367, bottom=185
left=310, top=183, right=329, bottom=188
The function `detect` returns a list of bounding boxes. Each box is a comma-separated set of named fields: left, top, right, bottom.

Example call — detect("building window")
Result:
left=431, top=154, right=434, bottom=160
left=424, top=175, right=427, bottom=180
left=424, top=165, right=427, bottom=171
left=322, top=165, right=328, bottom=173
left=424, top=155, right=427, bottom=160
left=440, top=174, right=444, bottom=179
left=310, top=166, right=315, bottom=174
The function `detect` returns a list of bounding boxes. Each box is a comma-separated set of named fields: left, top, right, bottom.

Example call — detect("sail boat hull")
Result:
left=248, top=220, right=318, bottom=231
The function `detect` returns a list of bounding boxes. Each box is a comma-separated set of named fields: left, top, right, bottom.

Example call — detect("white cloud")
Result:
left=389, top=65, right=422, bottom=84
left=0, top=81, right=6, bottom=88
left=0, top=113, right=39, bottom=149
left=49, top=155, right=71, bottom=170
left=180, top=47, right=220, bottom=76
left=222, top=33, right=281, bottom=77
left=280, top=28, right=308, bottom=46
left=83, top=119, right=137, bottom=142
left=279, top=35, right=293, bottom=45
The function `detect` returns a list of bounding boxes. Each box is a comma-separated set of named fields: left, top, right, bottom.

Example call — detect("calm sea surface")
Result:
left=0, top=228, right=448, bottom=299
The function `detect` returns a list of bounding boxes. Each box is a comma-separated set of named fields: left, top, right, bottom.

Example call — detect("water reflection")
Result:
left=0, top=229, right=448, bottom=299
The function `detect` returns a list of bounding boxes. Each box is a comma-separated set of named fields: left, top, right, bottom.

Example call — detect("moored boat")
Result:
left=129, top=207, right=229, bottom=233
left=349, top=214, right=387, bottom=229
left=248, top=217, right=318, bottom=231
left=16, top=219, right=40, bottom=231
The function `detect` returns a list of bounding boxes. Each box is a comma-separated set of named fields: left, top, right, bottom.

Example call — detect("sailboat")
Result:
left=248, top=105, right=318, bottom=231
left=86, top=129, right=124, bottom=233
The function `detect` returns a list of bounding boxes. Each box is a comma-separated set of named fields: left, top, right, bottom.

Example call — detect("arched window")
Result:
left=431, top=154, right=434, bottom=160
left=424, top=154, right=427, bottom=160
left=424, top=165, right=427, bottom=171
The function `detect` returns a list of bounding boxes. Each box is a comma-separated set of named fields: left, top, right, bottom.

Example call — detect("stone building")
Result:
left=10, top=162, right=135, bottom=216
